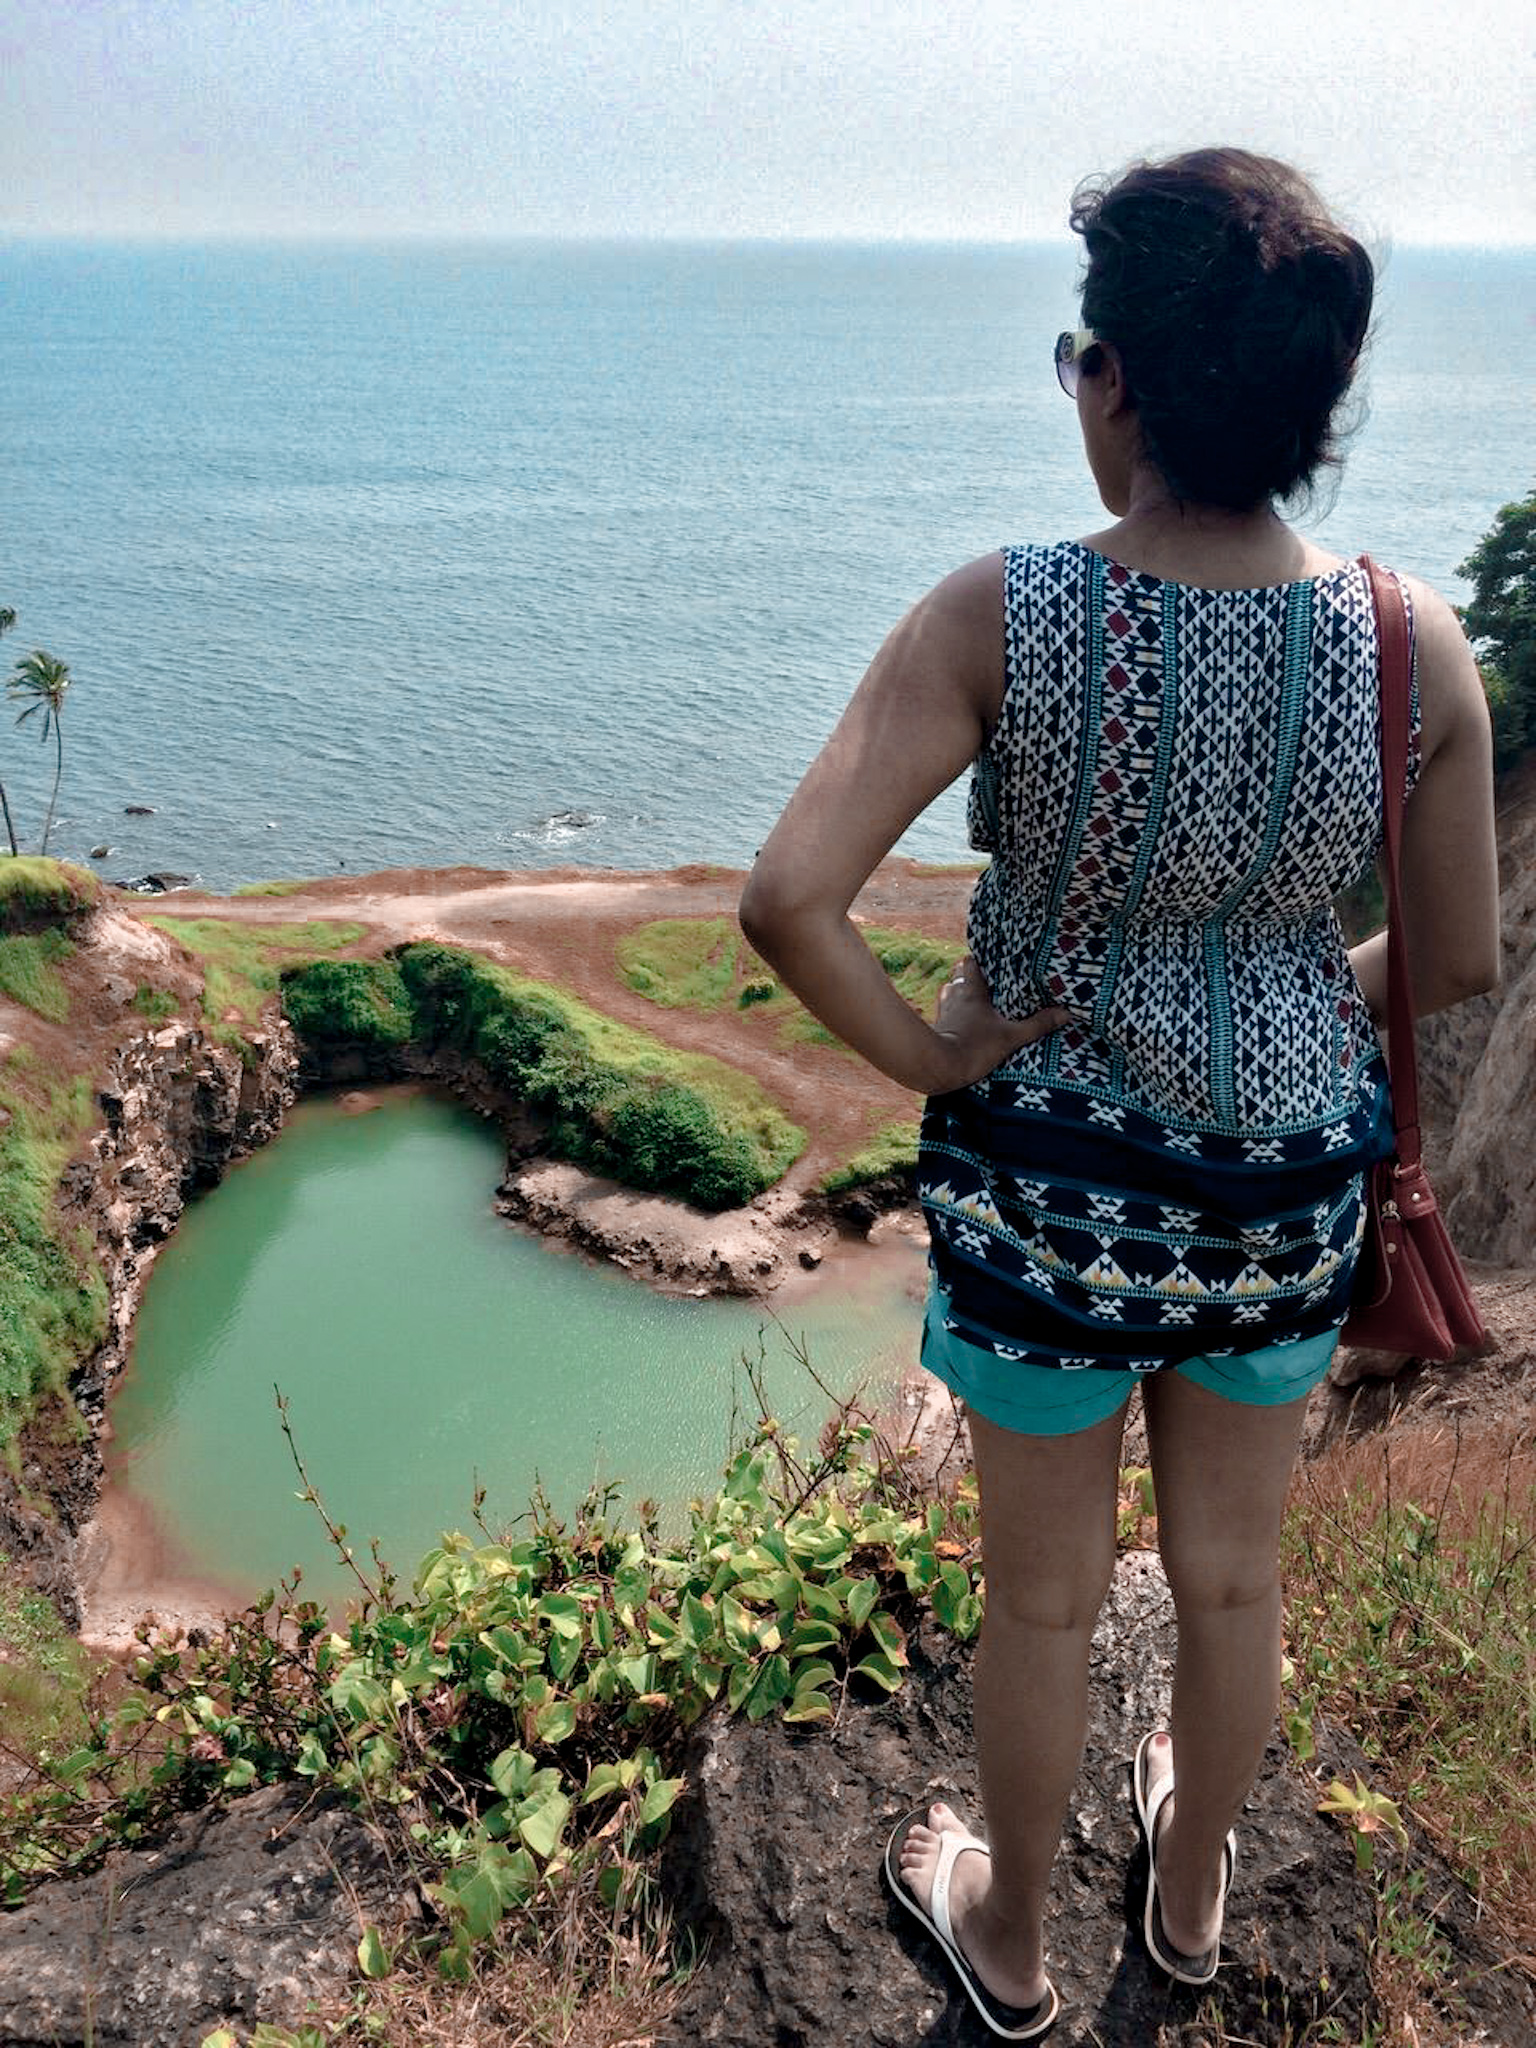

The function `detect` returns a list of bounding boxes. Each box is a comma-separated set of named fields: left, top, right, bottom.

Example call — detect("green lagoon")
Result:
left=107, top=1090, right=923, bottom=1604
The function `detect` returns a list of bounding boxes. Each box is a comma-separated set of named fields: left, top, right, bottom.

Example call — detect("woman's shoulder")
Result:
left=1395, top=573, right=1490, bottom=763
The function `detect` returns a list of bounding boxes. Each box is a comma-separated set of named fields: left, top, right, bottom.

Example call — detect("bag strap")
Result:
left=1357, top=554, right=1422, bottom=1172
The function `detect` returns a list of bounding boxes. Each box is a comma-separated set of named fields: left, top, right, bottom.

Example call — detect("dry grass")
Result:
left=329, top=1933, right=684, bottom=2048
left=1285, top=1420, right=1536, bottom=1952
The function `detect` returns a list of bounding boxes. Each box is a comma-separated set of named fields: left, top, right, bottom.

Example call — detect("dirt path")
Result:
left=140, top=859, right=979, bottom=1191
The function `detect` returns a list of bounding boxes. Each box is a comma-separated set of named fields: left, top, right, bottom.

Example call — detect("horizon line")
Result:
left=2, top=226, right=1533, bottom=254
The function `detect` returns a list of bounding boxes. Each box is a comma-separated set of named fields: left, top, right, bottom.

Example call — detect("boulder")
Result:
left=0, top=1785, right=406, bottom=2048
left=658, top=1551, right=1534, bottom=2047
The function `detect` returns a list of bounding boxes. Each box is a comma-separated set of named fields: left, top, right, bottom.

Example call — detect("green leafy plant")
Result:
left=1317, top=1772, right=1409, bottom=1872
left=0, top=1375, right=984, bottom=2002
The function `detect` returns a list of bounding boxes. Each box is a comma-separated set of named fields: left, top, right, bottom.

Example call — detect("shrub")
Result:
left=600, top=1083, right=763, bottom=1209
left=279, top=959, right=414, bottom=1048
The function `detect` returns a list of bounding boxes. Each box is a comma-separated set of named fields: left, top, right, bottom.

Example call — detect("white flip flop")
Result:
left=1132, top=1731, right=1236, bottom=1987
left=883, top=1805, right=1060, bottom=2039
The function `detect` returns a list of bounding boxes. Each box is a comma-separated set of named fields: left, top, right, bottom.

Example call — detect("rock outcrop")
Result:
left=2, top=1552, right=1528, bottom=2047
left=1420, top=754, right=1536, bottom=1264
left=0, top=1784, right=404, bottom=2048
left=659, top=1552, right=1535, bottom=2048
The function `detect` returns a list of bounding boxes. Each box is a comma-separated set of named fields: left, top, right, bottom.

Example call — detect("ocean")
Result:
left=0, top=239, right=1531, bottom=892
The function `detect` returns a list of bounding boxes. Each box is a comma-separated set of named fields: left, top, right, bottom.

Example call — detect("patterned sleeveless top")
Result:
left=919, top=542, right=1412, bottom=1373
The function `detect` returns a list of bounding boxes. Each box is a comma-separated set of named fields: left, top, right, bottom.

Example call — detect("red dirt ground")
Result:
left=138, top=857, right=980, bottom=1191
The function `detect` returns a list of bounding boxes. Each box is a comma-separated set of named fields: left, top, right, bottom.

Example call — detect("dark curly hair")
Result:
left=1070, top=148, right=1374, bottom=511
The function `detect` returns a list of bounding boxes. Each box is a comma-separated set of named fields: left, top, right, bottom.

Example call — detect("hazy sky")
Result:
left=3, top=0, right=1532, bottom=244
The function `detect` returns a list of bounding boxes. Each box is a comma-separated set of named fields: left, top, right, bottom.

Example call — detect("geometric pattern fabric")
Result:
left=923, top=544, right=1415, bottom=1373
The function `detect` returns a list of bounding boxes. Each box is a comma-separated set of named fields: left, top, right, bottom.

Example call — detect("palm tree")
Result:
left=0, top=609, right=17, bottom=856
left=8, top=650, right=72, bottom=856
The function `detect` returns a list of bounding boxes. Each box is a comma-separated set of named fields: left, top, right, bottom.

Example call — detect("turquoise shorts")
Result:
left=921, top=1286, right=1338, bottom=1437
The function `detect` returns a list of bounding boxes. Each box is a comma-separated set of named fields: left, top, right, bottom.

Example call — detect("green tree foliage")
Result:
left=1458, top=488, right=1536, bottom=770
left=7, top=650, right=73, bottom=855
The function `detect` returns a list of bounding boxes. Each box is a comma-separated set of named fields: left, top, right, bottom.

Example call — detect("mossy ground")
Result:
left=819, top=1119, right=922, bottom=1192
left=232, top=878, right=328, bottom=898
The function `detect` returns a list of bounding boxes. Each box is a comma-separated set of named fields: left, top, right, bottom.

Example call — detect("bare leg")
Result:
left=1140, top=1372, right=1310, bottom=1955
left=898, top=1403, right=1125, bottom=2005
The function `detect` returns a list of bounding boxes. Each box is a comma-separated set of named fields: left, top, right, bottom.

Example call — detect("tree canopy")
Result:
left=1458, top=488, right=1536, bottom=770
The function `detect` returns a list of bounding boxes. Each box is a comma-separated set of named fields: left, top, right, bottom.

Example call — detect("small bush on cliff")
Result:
left=278, top=958, right=414, bottom=1048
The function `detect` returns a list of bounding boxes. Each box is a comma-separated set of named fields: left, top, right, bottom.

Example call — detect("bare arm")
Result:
left=739, top=554, right=1066, bottom=1094
left=1348, top=579, right=1500, bottom=1022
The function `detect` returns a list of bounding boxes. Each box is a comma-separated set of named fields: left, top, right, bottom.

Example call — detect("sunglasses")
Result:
left=1055, top=329, right=1102, bottom=397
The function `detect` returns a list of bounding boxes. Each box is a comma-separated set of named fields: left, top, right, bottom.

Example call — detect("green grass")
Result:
left=0, top=930, right=75, bottom=1023
left=616, top=916, right=740, bottom=1009
left=0, top=858, right=99, bottom=933
left=819, top=1120, right=921, bottom=1193
left=131, top=984, right=179, bottom=1026
left=147, top=916, right=368, bottom=1053
left=0, top=1051, right=109, bottom=1446
left=231, top=878, right=324, bottom=898
left=282, top=941, right=805, bottom=1208
left=617, top=917, right=963, bottom=1058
